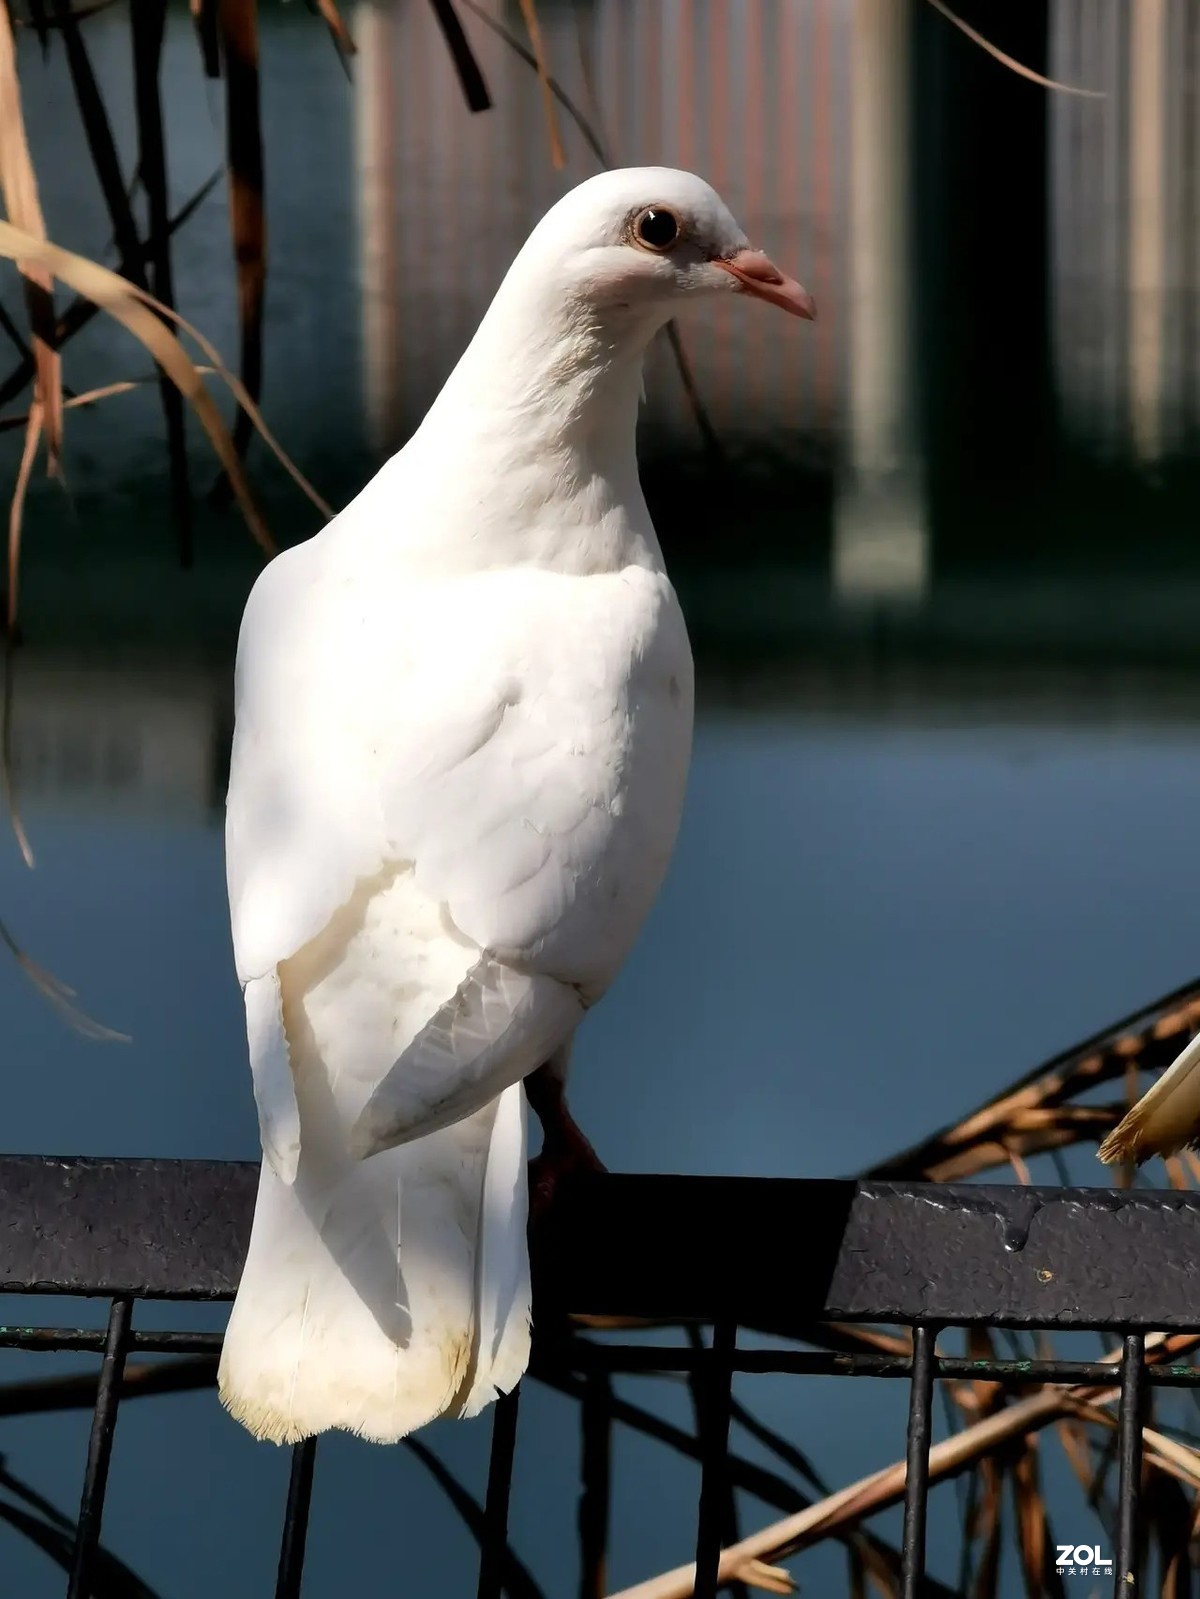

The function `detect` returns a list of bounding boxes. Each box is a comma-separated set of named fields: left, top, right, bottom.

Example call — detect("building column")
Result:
left=834, top=0, right=927, bottom=603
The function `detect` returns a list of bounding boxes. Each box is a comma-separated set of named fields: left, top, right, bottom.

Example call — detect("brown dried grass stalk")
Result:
left=218, top=0, right=265, bottom=463
left=924, top=0, right=1103, bottom=97
left=608, top=1334, right=1200, bottom=1599
left=515, top=0, right=564, bottom=169
left=0, top=3, right=61, bottom=473
left=0, top=219, right=337, bottom=542
left=0, top=0, right=62, bottom=629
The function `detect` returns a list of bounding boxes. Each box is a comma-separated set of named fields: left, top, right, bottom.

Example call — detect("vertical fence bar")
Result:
left=694, top=1319, right=737, bottom=1599
left=275, top=1437, right=318, bottom=1599
left=66, top=1295, right=133, bottom=1599
left=477, top=1384, right=522, bottom=1599
left=900, top=1323, right=937, bottom=1599
left=1115, top=1332, right=1146, bottom=1594
left=578, top=1371, right=612, bottom=1599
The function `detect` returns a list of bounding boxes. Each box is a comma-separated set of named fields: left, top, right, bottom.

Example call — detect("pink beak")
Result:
left=712, top=249, right=816, bottom=320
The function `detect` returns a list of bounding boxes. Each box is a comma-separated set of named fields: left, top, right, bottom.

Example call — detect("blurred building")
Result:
left=1049, top=0, right=1200, bottom=463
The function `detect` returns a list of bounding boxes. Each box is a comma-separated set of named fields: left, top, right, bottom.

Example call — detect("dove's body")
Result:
left=219, top=167, right=812, bottom=1444
left=221, top=535, right=691, bottom=1442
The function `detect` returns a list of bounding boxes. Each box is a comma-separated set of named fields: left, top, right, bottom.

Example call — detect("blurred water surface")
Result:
left=2, top=1, right=1200, bottom=1594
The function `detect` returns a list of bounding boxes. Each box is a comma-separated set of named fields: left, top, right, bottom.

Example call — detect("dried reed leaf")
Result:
left=6, top=391, right=39, bottom=635
left=403, top=1435, right=548, bottom=1599
left=853, top=1538, right=902, bottom=1599
left=1, top=219, right=333, bottom=523
left=22, top=0, right=51, bottom=48
left=191, top=0, right=220, bottom=77
left=1128, top=1424, right=1200, bottom=1493
left=145, top=296, right=331, bottom=518
left=0, top=0, right=61, bottom=472
left=967, top=1454, right=1003, bottom=1598
left=870, top=977, right=1200, bottom=1183
left=1144, top=1470, right=1193, bottom=1599
left=608, top=1334, right=1200, bottom=1599
left=820, top=1324, right=912, bottom=1358
left=1, top=638, right=33, bottom=866
left=131, top=0, right=193, bottom=564
left=0, top=1353, right=221, bottom=1420
left=460, top=0, right=602, bottom=160
left=0, top=373, right=161, bottom=430
left=1009, top=1441, right=1051, bottom=1597
left=218, top=0, right=265, bottom=463
left=13, top=0, right=120, bottom=28
left=917, top=1124, right=1105, bottom=1184
left=542, top=1357, right=952, bottom=1595
left=49, top=0, right=196, bottom=573
left=515, top=0, right=564, bottom=168
left=733, top=1561, right=794, bottom=1595
left=426, top=0, right=491, bottom=112
left=0, top=915, right=129, bottom=1042
left=1006, top=1146, right=1033, bottom=1186
left=923, top=0, right=1104, bottom=98
left=1053, top=1415, right=1094, bottom=1498
left=1163, top=1154, right=1190, bottom=1190
left=956, top=1327, right=1005, bottom=1423
left=571, top=1315, right=674, bottom=1332
left=1113, top=1056, right=1141, bottom=1188
left=846, top=1544, right=867, bottom=1599
left=1068, top=1400, right=1200, bottom=1495
left=730, top=1395, right=829, bottom=1497
left=311, top=0, right=355, bottom=60
left=17, top=0, right=124, bottom=24
left=49, top=0, right=143, bottom=270
left=970, top=1492, right=1003, bottom=1599
left=0, top=167, right=222, bottom=416
left=0, top=1478, right=162, bottom=1596
left=0, top=219, right=277, bottom=552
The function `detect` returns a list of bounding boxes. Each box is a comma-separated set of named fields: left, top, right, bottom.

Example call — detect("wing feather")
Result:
left=349, top=954, right=585, bottom=1159
left=243, top=970, right=301, bottom=1183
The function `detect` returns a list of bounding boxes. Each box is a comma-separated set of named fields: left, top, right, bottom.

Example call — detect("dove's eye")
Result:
left=631, top=206, right=681, bottom=253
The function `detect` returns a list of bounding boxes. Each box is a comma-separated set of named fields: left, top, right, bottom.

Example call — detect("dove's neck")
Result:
left=396, top=269, right=669, bottom=577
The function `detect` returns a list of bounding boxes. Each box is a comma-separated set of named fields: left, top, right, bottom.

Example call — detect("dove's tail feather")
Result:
left=1099, top=1028, right=1200, bottom=1166
left=219, top=1082, right=530, bottom=1445
left=219, top=867, right=532, bottom=1445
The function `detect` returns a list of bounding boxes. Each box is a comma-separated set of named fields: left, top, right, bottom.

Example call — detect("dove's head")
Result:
left=418, top=167, right=814, bottom=473
left=521, top=166, right=816, bottom=325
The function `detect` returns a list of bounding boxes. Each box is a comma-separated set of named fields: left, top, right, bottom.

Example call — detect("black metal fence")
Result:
left=2, top=1157, right=1199, bottom=1598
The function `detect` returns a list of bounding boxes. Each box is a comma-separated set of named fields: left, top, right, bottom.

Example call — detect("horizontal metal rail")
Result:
left=0, top=1329, right=1199, bottom=1392
left=3, top=1159, right=1200, bottom=1329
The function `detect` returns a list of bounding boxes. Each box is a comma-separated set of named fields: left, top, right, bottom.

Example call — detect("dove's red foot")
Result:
left=526, top=1064, right=606, bottom=1221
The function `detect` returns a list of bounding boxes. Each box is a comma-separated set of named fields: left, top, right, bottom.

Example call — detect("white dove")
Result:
left=219, top=166, right=815, bottom=1445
